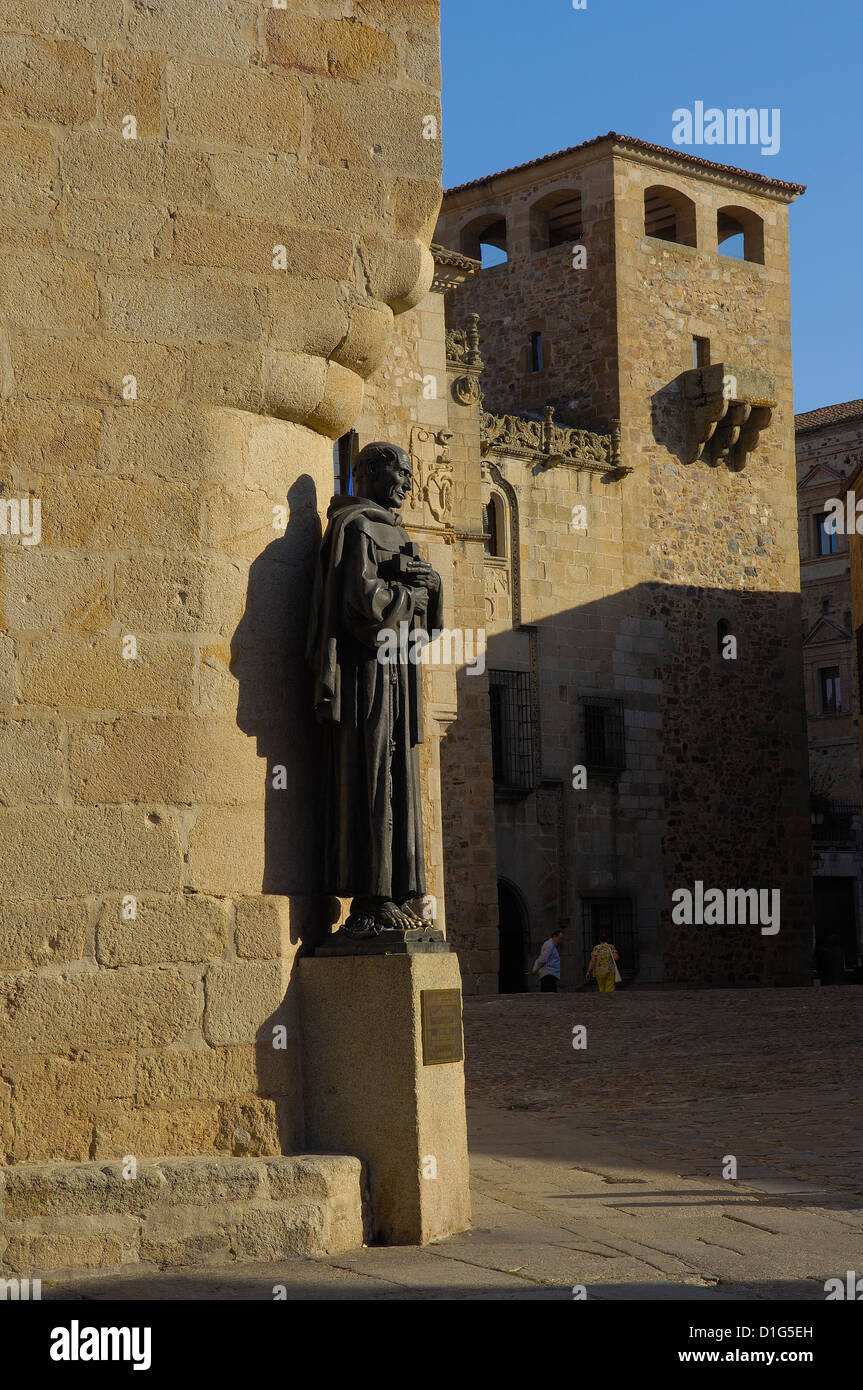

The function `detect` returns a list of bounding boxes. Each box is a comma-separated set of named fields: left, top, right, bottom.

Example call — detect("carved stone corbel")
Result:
left=683, top=364, right=776, bottom=468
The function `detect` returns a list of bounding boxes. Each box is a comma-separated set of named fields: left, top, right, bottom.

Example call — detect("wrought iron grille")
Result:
left=581, top=695, right=626, bottom=771
left=811, top=800, right=860, bottom=846
left=488, top=669, right=537, bottom=794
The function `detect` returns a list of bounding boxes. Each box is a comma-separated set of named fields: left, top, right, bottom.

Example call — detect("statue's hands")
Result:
left=403, top=557, right=441, bottom=592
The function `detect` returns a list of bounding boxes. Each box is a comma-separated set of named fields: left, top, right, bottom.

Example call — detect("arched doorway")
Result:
left=498, top=879, right=529, bottom=993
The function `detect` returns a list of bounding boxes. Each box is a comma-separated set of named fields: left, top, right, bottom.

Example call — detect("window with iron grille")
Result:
left=811, top=799, right=860, bottom=846
left=581, top=695, right=626, bottom=771
left=488, top=669, right=537, bottom=794
left=582, top=898, right=636, bottom=978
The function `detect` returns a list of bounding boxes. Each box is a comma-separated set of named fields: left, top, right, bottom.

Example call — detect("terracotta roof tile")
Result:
left=431, top=243, right=481, bottom=271
left=795, top=399, right=863, bottom=432
left=444, top=132, right=806, bottom=198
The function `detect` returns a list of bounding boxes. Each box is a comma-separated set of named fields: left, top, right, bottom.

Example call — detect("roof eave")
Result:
left=444, top=132, right=805, bottom=203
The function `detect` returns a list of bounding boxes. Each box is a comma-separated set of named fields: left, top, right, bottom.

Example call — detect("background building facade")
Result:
left=795, top=401, right=863, bottom=982
left=437, top=135, right=814, bottom=989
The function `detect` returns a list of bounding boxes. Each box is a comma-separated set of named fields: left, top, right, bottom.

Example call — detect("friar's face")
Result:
left=368, top=449, right=413, bottom=512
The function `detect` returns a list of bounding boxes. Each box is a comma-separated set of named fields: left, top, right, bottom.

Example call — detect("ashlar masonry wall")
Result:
left=0, top=0, right=443, bottom=1242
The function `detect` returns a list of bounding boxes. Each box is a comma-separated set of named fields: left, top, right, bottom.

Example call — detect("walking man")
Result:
left=532, top=928, right=564, bottom=992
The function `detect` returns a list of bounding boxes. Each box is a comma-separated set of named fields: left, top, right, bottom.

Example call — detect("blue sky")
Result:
left=441, top=0, right=861, bottom=414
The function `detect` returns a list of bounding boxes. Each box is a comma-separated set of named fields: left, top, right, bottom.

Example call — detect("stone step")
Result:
left=0, top=1154, right=364, bottom=1280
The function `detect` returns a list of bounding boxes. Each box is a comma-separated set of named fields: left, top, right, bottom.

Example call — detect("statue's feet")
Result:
left=342, top=898, right=382, bottom=939
left=377, top=899, right=417, bottom=931
left=342, top=897, right=417, bottom=937
left=401, top=894, right=436, bottom=925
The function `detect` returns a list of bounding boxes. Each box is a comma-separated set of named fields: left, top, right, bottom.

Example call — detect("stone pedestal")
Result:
left=299, top=950, right=471, bottom=1246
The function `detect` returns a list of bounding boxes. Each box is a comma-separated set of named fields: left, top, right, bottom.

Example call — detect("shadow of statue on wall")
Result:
left=230, top=471, right=337, bottom=1152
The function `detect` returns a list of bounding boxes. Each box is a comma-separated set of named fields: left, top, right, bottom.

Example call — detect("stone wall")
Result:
left=1, top=0, right=444, bottom=1267
left=849, top=458, right=863, bottom=799
left=611, top=152, right=813, bottom=984
left=795, top=411, right=862, bottom=801
left=437, top=154, right=618, bottom=430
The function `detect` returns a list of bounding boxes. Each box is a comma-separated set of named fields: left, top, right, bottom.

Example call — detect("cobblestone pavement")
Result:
left=462, top=987, right=863, bottom=1195
left=53, top=986, right=863, bottom=1299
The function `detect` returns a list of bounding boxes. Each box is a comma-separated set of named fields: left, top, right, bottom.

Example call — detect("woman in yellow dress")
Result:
left=586, top=934, right=620, bottom=992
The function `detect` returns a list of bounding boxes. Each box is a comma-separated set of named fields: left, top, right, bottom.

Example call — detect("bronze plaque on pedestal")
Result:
left=420, top=988, right=463, bottom=1065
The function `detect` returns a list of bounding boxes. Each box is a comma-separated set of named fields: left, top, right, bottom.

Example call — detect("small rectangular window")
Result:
left=581, top=695, right=626, bottom=771
left=530, top=331, right=544, bottom=373
left=814, top=512, right=838, bottom=556
left=819, top=666, right=841, bottom=714
left=692, top=336, right=710, bottom=369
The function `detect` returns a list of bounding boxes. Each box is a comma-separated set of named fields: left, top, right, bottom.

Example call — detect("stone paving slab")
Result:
left=42, top=988, right=863, bottom=1300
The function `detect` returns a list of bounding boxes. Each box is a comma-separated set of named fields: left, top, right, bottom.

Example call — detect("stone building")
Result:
left=0, top=0, right=828, bottom=1283
left=436, top=134, right=815, bottom=990
left=0, top=0, right=473, bottom=1277
left=795, top=400, right=863, bottom=981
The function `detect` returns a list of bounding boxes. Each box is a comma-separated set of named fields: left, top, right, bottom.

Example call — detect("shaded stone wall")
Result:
left=0, top=0, right=443, bottom=1179
left=795, top=413, right=862, bottom=801
left=438, top=364, right=499, bottom=994
left=482, top=454, right=661, bottom=986
left=850, top=461, right=863, bottom=800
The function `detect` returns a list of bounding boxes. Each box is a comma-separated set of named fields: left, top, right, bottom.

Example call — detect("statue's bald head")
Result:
left=353, top=442, right=413, bottom=512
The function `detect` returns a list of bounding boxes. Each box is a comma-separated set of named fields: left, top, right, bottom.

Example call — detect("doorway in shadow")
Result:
left=814, top=876, right=857, bottom=983
left=498, top=878, right=529, bottom=993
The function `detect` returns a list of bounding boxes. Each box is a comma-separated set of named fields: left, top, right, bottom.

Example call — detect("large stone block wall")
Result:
left=0, top=0, right=443, bottom=1190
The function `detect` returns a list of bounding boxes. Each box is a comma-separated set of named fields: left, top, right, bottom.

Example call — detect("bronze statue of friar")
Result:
left=306, top=441, right=443, bottom=940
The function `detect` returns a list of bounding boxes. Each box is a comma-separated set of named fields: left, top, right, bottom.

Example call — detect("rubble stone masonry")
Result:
left=438, top=137, right=813, bottom=987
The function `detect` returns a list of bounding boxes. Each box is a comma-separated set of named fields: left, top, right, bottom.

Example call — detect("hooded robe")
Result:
left=306, top=495, right=444, bottom=900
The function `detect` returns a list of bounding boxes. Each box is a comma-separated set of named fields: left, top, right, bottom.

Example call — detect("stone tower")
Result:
left=437, top=134, right=814, bottom=987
